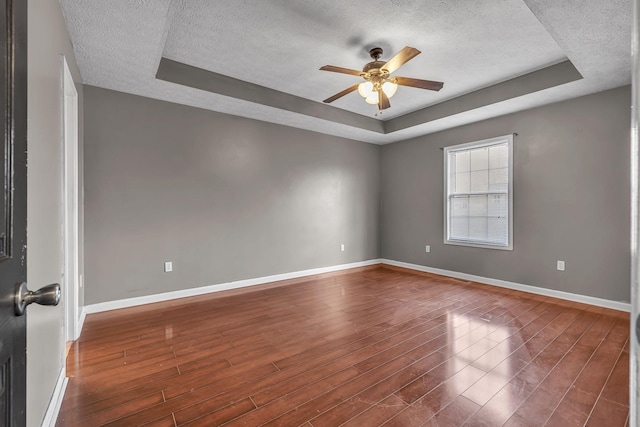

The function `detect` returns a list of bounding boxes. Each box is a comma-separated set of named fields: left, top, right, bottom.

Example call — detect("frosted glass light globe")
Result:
left=382, top=81, right=398, bottom=98
left=365, top=91, right=379, bottom=105
left=358, top=81, right=374, bottom=98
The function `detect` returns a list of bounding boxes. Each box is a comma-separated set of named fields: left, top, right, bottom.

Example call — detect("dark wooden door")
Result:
left=0, top=0, right=27, bottom=426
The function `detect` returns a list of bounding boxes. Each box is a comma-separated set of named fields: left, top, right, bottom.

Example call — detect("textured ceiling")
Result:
left=60, top=0, right=631, bottom=144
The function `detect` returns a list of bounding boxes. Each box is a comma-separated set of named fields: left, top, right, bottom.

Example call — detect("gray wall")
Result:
left=27, top=0, right=84, bottom=425
left=381, top=86, right=631, bottom=303
left=85, top=85, right=631, bottom=306
left=83, top=86, right=380, bottom=305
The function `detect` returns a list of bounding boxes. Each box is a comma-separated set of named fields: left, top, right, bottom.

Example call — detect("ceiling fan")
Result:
left=320, top=46, right=443, bottom=113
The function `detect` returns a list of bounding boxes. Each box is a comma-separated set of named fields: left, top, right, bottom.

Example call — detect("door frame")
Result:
left=631, top=0, right=639, bottom=423
left=61, top=55, right=80, bottom=342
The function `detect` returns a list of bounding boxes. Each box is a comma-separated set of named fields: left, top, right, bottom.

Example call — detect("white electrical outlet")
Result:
left=556, top=260, right=565, bottom=271
left=164, top=261, right=173, bottom=272
left=425, top=245, right=431, bottom=253
left=340, top=244, right=345, bottom=252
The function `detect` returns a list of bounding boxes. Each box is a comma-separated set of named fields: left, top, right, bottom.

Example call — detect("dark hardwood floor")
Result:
left=56, top=265, right=630, bottom=426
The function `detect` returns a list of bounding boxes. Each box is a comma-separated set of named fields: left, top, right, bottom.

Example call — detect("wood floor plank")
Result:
left=56, top=266, right=629, bottom=427
left=584, top=398, right=628, bottom=427
left=309, top=351, right=448, bottom=427
left=572, top=341, right=623, bottom=397
left=338, top=394, right=408, bottom=427
left=429, top=395, right=480, bottom=426
left=258, top=356, right=415, bottom=427
left=471, top=309, right=619, bottom=427
left=600, top=350, right=630, bottom=406
left=178, top=398, right=256, bottom=427
left=461, top=307, right=576, bottom=407
left=139, top=414, right=176, bottom=427
left=544, top=387, right=598, bottom=427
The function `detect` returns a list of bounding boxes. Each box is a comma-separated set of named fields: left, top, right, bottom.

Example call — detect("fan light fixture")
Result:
left=320, top=46, right=444, bottom=114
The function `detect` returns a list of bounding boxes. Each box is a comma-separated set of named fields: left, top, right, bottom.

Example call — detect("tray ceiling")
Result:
left=60, top=0, right=631, bottom=144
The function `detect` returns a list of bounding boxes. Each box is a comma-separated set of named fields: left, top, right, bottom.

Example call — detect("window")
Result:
left=444, top=134, right=513, bottom=250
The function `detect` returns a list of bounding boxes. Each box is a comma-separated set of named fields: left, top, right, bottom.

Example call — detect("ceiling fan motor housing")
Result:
left=363, top=47, right=389, bottom=81
left=363, top=60, right=387, bottom=74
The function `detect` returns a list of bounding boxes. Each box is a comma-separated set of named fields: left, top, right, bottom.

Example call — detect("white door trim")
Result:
left=630, top=0, right=639, bottom=421
left=61, top=56, right=80, bottom=342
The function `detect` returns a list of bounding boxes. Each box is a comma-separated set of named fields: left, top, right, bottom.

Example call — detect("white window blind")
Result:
left=444, top=135, right=513, bottom=250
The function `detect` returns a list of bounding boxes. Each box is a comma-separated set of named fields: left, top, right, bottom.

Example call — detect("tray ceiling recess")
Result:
left=61, top=0, right=631, bottom=144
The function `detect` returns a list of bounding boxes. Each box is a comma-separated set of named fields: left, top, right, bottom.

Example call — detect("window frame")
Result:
left=443, top=134, right=514, bottom=250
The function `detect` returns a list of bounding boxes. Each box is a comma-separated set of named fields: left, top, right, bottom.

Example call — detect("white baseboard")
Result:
left=85, top=259, right=383, bottom=314
left=83, top=257, right=630, bottom=316
left=381, top=259, right=630, bottom=312
left=40, top=367, right=68, bottom=427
